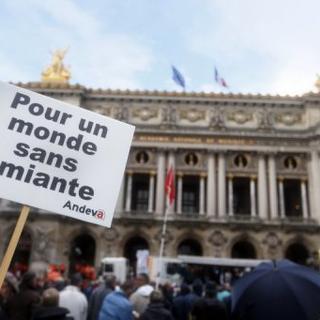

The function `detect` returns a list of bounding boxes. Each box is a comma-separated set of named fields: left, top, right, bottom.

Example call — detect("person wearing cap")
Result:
left=59, top=273, right=88, bottom=320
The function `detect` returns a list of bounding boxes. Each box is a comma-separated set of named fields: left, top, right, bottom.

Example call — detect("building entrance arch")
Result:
left=69, top=234, right=96, bottom=275
left=231, top=240, right=256, bottom=259
left=10, top=229, right=32, bottom=275
left=285, top=243, right=309, bottom=265
left=123, top=236, right=149, bottom=275
left=177, top=239, right=203, bottom=256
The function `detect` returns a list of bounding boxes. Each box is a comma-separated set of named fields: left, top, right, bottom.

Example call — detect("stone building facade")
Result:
left=1, top=80, right=320, bottom=272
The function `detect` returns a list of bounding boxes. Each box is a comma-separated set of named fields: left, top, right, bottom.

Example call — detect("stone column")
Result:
left=115, top=177, right=125, bottom=213
left=258, top=154, right=268, bottom=219
left=310, top=151, right=320, bottom=220
left=199, top=173, right=206, bottom=215
left=268, top=154, right=278, bottom=219
left=218, top=153, right=226, bottom=218
left=228, top=175, right=234, bottom=217
left=155, top=150, right=166, bottom=215
left=278, top=177, right=285, bottom=218
left=307, top=155, right=315, bottom=218
left=125, top=171, right=133, bottom=212
left=207, top=153, right=216, bottom=217
left=148, top=171, right=156, bottom=213
left=301, top=178, right=309, bottom=219
left=250, top=176, right=257, bottom=217
left=177, top=172, right=183, bottom=214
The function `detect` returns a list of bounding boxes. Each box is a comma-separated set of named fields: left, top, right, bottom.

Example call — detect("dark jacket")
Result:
left=191, top=297, right=228, bottom=320
left=6, top=288, right=41, bottom=320
left=87, top=284, right=113, bottom=320
left=0, top=309, right=9, bottom=320
left=33, top=306, right=73, bottom=320
left=172, top=295, right=189, bottom=320
left=140, top=303, right=174, bottom=320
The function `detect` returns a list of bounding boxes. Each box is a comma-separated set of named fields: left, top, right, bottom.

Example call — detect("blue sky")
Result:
left=1, top=0, right=320, bottom=95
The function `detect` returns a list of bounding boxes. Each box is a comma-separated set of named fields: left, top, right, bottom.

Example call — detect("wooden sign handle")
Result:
left=0, top=205, right=30, bottom=288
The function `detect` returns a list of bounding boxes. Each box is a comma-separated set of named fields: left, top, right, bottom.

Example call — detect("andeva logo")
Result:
left=63, top=200, right=105, bottom=220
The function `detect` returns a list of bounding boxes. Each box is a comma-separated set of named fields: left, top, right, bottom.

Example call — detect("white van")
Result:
left=148, top=256, right=182, bottom=285
left=178, top=255, right=267, bottom=268
left=100, top=257, right=128, bottom=283
left=149, top=255, right=268, bottom=285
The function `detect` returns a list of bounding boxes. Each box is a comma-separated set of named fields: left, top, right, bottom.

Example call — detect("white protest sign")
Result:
left=0, top=81, right=135, bottom=227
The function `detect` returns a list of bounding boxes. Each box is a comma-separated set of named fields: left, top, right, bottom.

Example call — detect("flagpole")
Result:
left=156, top=159, right=175, bottom=290
left=155, top=199, right=170, bottom=290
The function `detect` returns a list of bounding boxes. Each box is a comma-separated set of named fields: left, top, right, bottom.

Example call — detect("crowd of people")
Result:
left=0, top=268, right=235, bottom=320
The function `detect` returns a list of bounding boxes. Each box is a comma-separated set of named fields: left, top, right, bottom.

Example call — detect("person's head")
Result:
left=161, top=282, right=173, bottom=298
left=70, top=273, right=83, bottom=287
left=135, top=273, right=149, bottom=288
left=104, top=274, right=116, bottom=290
left=179, top=283, right=190, bottom=296
left=205, top=281, right=217, bottom=298
left=192, top=279, right=203, bottom=297
left=42, top=288, right=60, bottom=307
left=20, top=271, right=37, bottom=290
left=150, top=290, right=164, bottom=303
left=1, top=273, right=18, bottom=299
left=120, top=280, right=135, bottom=297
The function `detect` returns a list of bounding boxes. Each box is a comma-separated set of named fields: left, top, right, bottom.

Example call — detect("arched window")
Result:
left=124, top=236, right=149, bottom=274
left=234, top=154, right=248, bottom=168
left=285, top=243, right=309, bottom=265
left=69, top=234, right=96, bottom=275
left=284, top=156, right=298, bottom=170
left=10, top=229, right=32, bottom=275
left=178, top=239, right=203, bottom=256
left=136, top=151, right=149, bottom=164
left=231, top=240, right=256, bottom=259
left=185, top=153, right=198, bottom=166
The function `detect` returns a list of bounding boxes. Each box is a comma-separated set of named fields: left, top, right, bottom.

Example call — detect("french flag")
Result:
left=215, top=67, right=229, bottom=88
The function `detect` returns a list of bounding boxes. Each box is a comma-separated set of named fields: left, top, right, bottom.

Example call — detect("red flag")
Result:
left=165, top=165, right=175, bottom=206
left=220, top=78, right=228, bottom=88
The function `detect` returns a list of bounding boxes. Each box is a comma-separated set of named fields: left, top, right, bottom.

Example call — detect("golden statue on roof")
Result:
left=41, top=49, right=71, bottom=83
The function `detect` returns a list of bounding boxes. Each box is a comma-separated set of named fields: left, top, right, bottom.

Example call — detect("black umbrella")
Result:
left=231, top=259, right=320, bottom=320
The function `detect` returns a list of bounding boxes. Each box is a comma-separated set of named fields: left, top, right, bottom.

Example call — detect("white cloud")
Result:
left=188, top=0, right=320, bottom=95
left=1, top=0, right=154, bottom=89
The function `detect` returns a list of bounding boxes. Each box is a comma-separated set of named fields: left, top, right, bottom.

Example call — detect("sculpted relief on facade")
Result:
left=32, top=226, right=55, bottom=262
left=227, top=110, right=254, bottom=125
left=272, top=110, right=306, bottom=130
left=209, top=231, right=228, bottom=257
left=130, top=105, right=162, bottom=125
left=178, top=108, right=208, bottom=126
